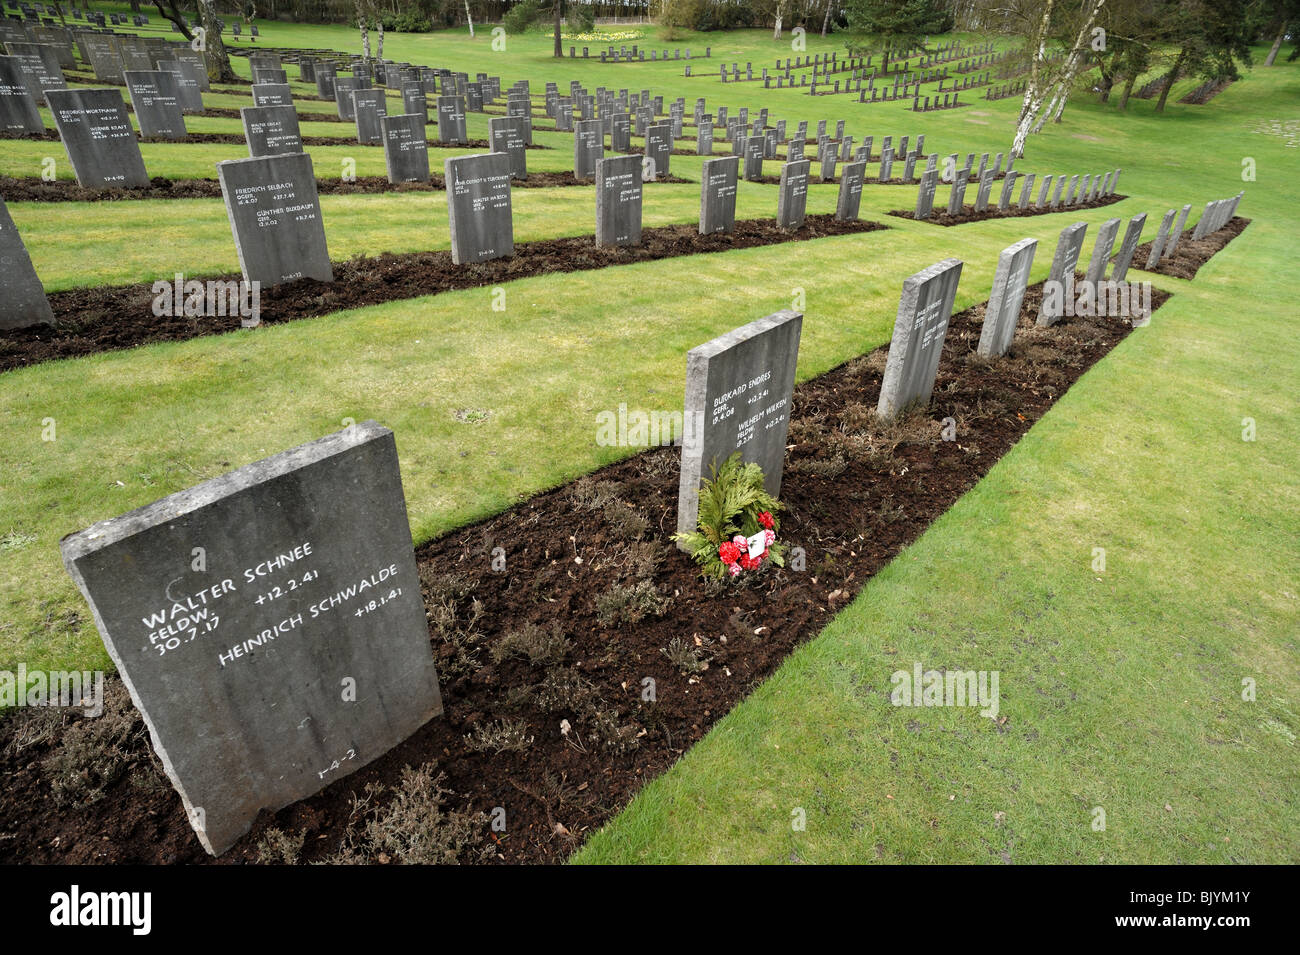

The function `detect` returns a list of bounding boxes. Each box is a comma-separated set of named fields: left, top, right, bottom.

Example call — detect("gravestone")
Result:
left=251, top=83, right=293, bottom=108
left=877, top=258, right=964, bottom=418
left=611, top=113, right=630, bottom=152
left=333, top=77, right=361, bottom=120
left=836, top=160, right=865, bottom=221
left=381, top=113, right=429, bottom=184
left=156, top=60, right=203, bottom=113
left=0, top=54, right=43, bottom=134
left=315, top=64, right=337, bottom=99
left=1164, top=203, right=1191, bottom=259
left=676, top=310, right=803, bottom=538
left=998, top=171, right=1018, bottom=211
left=697, top=122, right=712, bottom=155
left=241, top=104, right=303, bottom=158
left=818, top=139, right=837, bottom=182
left=976, top=238, right=1037, bottom=358
left=59, top=421, right=444, bottom=856
left=352, top=88, right=386, bottom=145
left=574, top=118, right=603, bottom=179
left=488, top=115, right=528, bottom=180
left=47, top=88, right=149, bottom=189
left=401, top=82, right=427, bottom=124
left=124, top=70, right=185, bottom=140
left=1109, top=213, right=1147, bottom=283
left=787, top=137, right=805, bottom=162
left=879, top=145, right=894, bottom=182
left=445, top=152, right=514, bottom=264
left=946, top=168, right=969, bottom=216
left=1083, top=217, right=1121, bottom=291
left=595, top=153, right=642, bottom=247
left=914, top=168, right=938, bottom=219
left=974, top=170, right=994, bottom=212
left=776, top=159, right=810, bottom=230
left=742, top=134, right=764, bottom=180
left=645, top=123, right=671, bottom=180
left=0, top=194, right=54, bottom=329
left=699, top=155, right=739, bottom=235
left=216, top=152, right=332, bottom=288
left=1018, top=174, right=1035, bottom=210
left=1036, top=222, right=1088, bottom=326
left=1144, top=209, right=1176, bottom=269
left=436, top=95, right=467, bottom=144
left=7, top=41, right=64, bottom=105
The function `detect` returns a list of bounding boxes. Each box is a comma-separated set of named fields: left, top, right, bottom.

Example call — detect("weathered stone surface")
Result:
left=124, top=70, right=186, bottom=140
left=914, top=168, right=938, bottom=219
left=1036, top=222, right=1088, bottom=327
left=0, top=54, right=44, bottom=135
left=776, top=159, right=810, bottom=230
left=0, top=194, right=55, bottom=329
left=381, top=113, right=430, bottom=184
left=251, top=83, right=293, bottom=108
left=877, top=258, right=964, bottom=418
left=217, top=152, right=333, bottom=287
left=645, top=122, right=671, bottom=180
left=352, top=88, right=387, bottom=145
left=445, top=152, right=514, bottom=265
left=488, top=115, right=528, bottom=179
left=676, top=310, right=803, bottom=537
left=976, top=238, right=1037, bottom=358
left=1110, top=213, right=1147, bottom=284
left=699, top=155, right=739, bottom=235
left=436, top=94, right=467, bottom=144
left=1084, top=217, right=1122, bottom=290
left=240, top=104, right=303, bottom=157
left=595, top=153, right=642, bottom=247
left=59, top=422, right=443, bottom=856
left=835, top=160, right=865, bottom=221
left=574, top=118, right=603, bottom=179
left=47, top=88, right=149, bottom=189
left=1144, top=209, right=1177, bottom=269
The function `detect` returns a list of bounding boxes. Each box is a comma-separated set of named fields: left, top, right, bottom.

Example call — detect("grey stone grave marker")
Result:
left=574, top=118, right=603, bottom=179
left=1036, top=221, right=1088, bottom=326
left=436, top=95, right=467, bottom=144
left=241, top=104, right=303, bottom=157
left=1109, top=213, right=1146, bottom=283
left=124, top=70, right=185, bottom=140
left=976, top=238, right=1037, bottom=358
left=1083, top=217, right=1121, bottom=291
left=877, top=258, right=964, bottom=418
left=836, top=160, right=865, bottom=221
left=445, top=152, right=514, bottom=264
left=0, top=194, right=55, bottom=329
left=381, top=113, right=429, bottom=184
left=0, top=54, right=43, bottom=134
left=914, top=168, right=938, bottom=219
left=776, top=159, right=810, bottom=229
left=47, top=88, right=149, bottom=189
left=1144, top=209, right=1177, bottom=269
left=645, top=122, right=671, bottom=179
left=699, top=155, right=739, bottom=235
left=595, top=153, right=642, bottom=247
left=488, top=115, right=528, bottom=179
left=251, top=83, right=293, bottom=108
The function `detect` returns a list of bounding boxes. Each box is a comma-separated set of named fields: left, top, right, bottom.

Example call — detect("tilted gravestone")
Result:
left=836, top=160, right=865, bottom=221
left=217, top=153, right=333, bottom=288
left=699, top=155, right=739, bottom=235
left=241, top=105, right=303, bottom=158
left=445, top=152, right=514, bottom=265
left=436, top=94, right=467, bottom=145
left=574, top=118, right=603, bottom=179
left=156, top=60, right=204, bottom=114
left=974, top=170, right=994, bottom=212
left=1144, top=209, right=1177, bottom=269
left=877, top=258, right=964, bottom=419
left=381, top=113, right=430, bottom=184
left=488, top=115, right=528, bottom=180
left=59, top=422, right=444, bottom=856
left=251, top=83, right=293, bottom=108
left=595, top=153, right=642, bottom=247
left=1083, top=217, right=1121, bottom=291
left=676, top=309, right=803, bottom=538
left=818, top=139, right=837, bottom=182
left=353, top=89, right=387, bottom=145
left=7, top=41, right=65, bottom=105
left=998, top=171, right=1018, bottom=211
left=1164, top=203, right=1192, bottom=259
left=914, top=168, right=939, bottom=219
left=976, top=238, right=1037, bottom=358
left=645, top=122, right=672, bottom=180
left=0, top=194, right=55, bottom=329
left=401, top=82, right=427, bottom=124
left=776, top=159, right=810, bottom=230
left=1036, top=222, right=1088, bottom=327
left=0, top=55, right=44, bottom=135
left=742, top=134, right=765, bottom=181
left=1109, top=213, right=1147, bottom=284
left=947, top=168, right=969, bottom=217
left=124, top=70, right=186, bottom=141
left=333, top=77, right=361, bottom=120
left=1018, top=173, right=1036, bottom=210
left=47, top=88, right=150, bottom=189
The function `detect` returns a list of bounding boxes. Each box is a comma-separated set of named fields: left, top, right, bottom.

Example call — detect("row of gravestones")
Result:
left=51, top=204, right=1111, bottom=857
left=914, top=164, right=1121, bottom=220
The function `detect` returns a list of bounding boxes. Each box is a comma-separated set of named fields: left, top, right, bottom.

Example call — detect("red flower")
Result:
left=758, top=511, right=774, bottom=529
left=740, top=554, right=757, bottom=571
left=718, top=542, right=741, bottom=565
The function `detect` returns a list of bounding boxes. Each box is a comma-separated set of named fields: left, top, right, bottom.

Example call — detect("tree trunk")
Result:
left=554, top=1, right=562, bottom=57
left=197, top=0, right=235, bottom=82
left=151, top=1, right=194, bottom=41
left=773, top=0, right=784, bottom=40
left=464, top=0, right=475, bottom=37
left=1264, top=26, right=1286, bottom=66
left=360, top=19, right=371, bottom=60
left=377, top=19, right=384, bottom=60
left=821, top=0, right=831, bottom=37
left=1012, top=0, right=1055, bottom=157
left=1098, top=69, right=1113, bottom=103
left=1117, top=72, right=1136, bottom=110
left=1154, top=48, right=1184, bottom=113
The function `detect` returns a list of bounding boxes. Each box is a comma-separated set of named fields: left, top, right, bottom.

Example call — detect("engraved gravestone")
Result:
left=436, top=94, right=467, bottom=144
left=974, top=170, right=994, bottom=212
left=157, top=59, right=203, bottom=113
left=334, top=76, right=361, bottom=120
left=217, top=153, right=333, bottom=288
left=1144, top=209, right=1176, bottom=269
left=124, top=70, right=185, bottom=140
left=1083, top=217, right=1121, bottom=291
left=401, top=82, right=427, bottom=124
left=1036, top=221, right=1088, bottom=326
left=0, top=194, right=55, bottom=329
left=1109, top=213, right=1146, bottom=283
left=836, top=160, right=865, bottom=221
left=445, top=152, right=514, bottom=264
left=251, top=83, right=293, bottom=108
left=353, top=88, right=386, bottom=145
left=877, top=258, right=964, bottom=419
left=742, top=134, right=764, bottom=180
left=676, top=310, right=803, bottom=537
left=818, top=139, right=837, bottom=182
left=776, top=159, right=810, bottom=230
left=574, top=118, right=603, bottom=179
left=976, top=238, right=1036, bottom=358
left=488, top=115, right=528, bottom=179
left=1164, top=203, right=1191, bottom=259
left=0, top=55, right=43, bottom=134
left=697, top=121, right=712, bottom=154
left=645, top=122, right=671, bottom=179
left=47, top=88, right=149, bottom=189
left=7, top=41, right=64, bottom=105
left=914, top=167, right=938, bottom=219
left=381, top=113, right=429, bottom=184
left=699, top=155, right=739, bottom=235
left=947, top=167, right=969, bottom=216
left=241, top=105, right=303, bottom=157
left=59, top=422, right=444, bottom=856
left=595, top=153, right=642, bottom=247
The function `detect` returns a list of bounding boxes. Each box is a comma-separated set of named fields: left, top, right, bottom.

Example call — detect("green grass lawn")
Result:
left=1, top=19, right=1296, bottom=863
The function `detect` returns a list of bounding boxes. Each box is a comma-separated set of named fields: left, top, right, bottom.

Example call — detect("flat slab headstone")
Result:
left=1109, top=213, right=1147, bottom=283
left=976, top=238, right=1037, bottom=358
left=6, top=41, right=64, bottom=105
left=1144, top=209, right=1176, bottom=270
left=241, top=105, right=303, bottom=158
left=380, top=113, right=429, bottom=184
left=251, top=83, right=293, bottom=108
left=645, top=122, right=671, bottom=180
left=1084, top=217, right=1121, bottom=290
left=0, top=54, right=43, bottom=134
left=0, top=193, right=54, bottom=329
left=488, top=115, right=528, bottom=179
left=436, top=94, right=466, bottom=144
left=676, top=309, right=803, bottom=538
left=59, top=421, right=444, bottom=856
left=333, top=77, right=361, bottom=120
left=877, top=258, right=964, bottom=418
left=352, top=88, right=387, bottom=145
left=445, top=152, right=514, bottom=264
left=217, top=152, right=332, bottom=288
left=156, top=59, right=203, bottom=114
left=574, top=118, right=603, bottom=179
left=47, top=87, right=149, bottom=189
left=124, top=70, right=186, bottom=141
left=776, top=159, right=810, bottom=230
left=401, top=82, right=427, bottom=123
left=1037, top=222, right=1088, bottom=326
left=1164, top=203, right=1191, bottom=259
left=595, top=153, right=642, bottom=247
left=699, top=155, right=739, bottom=235
left=836, top=160, right=865, bottom=221
left=914, top=168, right=938, bottom=219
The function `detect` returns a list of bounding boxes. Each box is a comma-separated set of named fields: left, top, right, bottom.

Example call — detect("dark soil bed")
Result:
left=1132, top=216, right=1249, bottom=279
left=889, top=192, right=1127, bottom=225
left=0, top=215, right=885, bottom=373
left=0, top=281, right=1169, bottom=864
